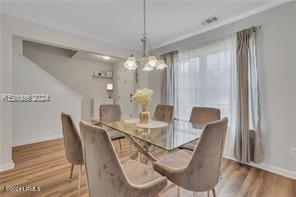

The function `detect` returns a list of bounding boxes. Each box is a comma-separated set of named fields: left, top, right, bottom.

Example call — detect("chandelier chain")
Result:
left=124, top=0, right=168, bottom=71
left=143, top=0, right=146, bottom=35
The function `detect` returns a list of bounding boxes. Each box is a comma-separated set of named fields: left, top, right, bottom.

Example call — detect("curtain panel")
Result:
left=174, top=37, right=239, bottom=159
left=165, top=27, right=263, bottom=164
left=174, top=37, right=237, bottom=126
left=234, top=27, right=263, bottom=163
left=160, top=51, right=178, bottom=106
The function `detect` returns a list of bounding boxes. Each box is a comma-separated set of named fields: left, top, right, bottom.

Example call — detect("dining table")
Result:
left=99, top=118, right=203, bottom=162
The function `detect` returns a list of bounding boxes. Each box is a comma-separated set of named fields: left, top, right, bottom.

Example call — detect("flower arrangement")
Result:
left=133, top=88, right=153, bottom=112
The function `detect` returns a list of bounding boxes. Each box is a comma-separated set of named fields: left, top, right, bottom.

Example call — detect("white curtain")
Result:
left=174, top=33, right=262, bottom=162
left=248, top=31, right=263, bottom=163
left=175, top=37, right=237, bottom=123
left=161, top=52, right=178, bottom=105
left=174, top=37, right=237, bottom=156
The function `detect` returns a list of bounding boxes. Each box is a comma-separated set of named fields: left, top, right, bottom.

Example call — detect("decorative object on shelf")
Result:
left=106, top=71, right=113, bottom=78
left=133, top=88, right=153, bottom=123
left=123, top=0, right=168, bottom=71
left=106, top=84, right=113, bottom=98
left=92, top=70, right=113, bottom=79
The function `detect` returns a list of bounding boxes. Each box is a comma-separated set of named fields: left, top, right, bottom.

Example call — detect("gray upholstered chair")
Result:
left=61, top=113, right=84, bottom=197
left=153, top=104, right=174, bottom=123
left=153, top=118, right=228, bottom=197
left=100, top=104, right=125, bottom=150
left=181, top=107, right=220, bottom=151
left=79, top=121, right=167, bottom=197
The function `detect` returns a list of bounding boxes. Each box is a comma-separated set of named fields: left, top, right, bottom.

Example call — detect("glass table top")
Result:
left=101, top=119, right=203, bottom=151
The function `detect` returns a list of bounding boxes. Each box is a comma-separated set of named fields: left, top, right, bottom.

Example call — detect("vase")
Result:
left=139, top=104, right=150, bottom=124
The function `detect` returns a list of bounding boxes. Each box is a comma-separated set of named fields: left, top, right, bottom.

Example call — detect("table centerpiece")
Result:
left=133, top=88, right=153, bottom=124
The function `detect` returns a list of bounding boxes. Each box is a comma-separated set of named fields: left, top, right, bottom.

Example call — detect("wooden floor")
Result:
left=0, top=139, right=295, bottom=197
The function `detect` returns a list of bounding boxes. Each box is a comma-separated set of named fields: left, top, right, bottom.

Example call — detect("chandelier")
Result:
left=124, top=0, right=168, bottom=71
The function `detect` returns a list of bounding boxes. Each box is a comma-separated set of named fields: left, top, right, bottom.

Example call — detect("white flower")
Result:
left=133, top=88, right=153, bottom=106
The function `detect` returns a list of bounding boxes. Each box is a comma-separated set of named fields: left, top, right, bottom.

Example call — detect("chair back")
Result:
left=190, top=107, right=220, bottom=125
left=182, top=118, right=228, bottom=191
left=153, top=104, right=174, bottom=123
left=61, top=113, right=84, bottom=165
left=79, top=121, right=128, bottom=197
left=100, top=104, right=121, bottom=122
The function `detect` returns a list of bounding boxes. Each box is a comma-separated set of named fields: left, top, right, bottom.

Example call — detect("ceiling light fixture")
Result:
left=124, top=0, right=167, bottom=71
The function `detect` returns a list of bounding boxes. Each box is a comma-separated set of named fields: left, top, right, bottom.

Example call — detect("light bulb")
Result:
left=146, top=56, right=158, bottom=68
left=124, top=55, right=137, bottom=70
left=156, top=59, right=168, bottom=70
left=143, top=65, right=153, bottom=71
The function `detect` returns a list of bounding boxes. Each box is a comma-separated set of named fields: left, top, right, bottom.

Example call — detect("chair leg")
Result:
left=69, top=164, right=74, bottom=181
left=207, top=191, right=210, bottom=197
left=77, top=165, right=82, bottom=197
left=212, top=188, right=216, bottom=197
left=118, top=139, right=122, bottom=151
left=137, top=152, right=141, bottom=163
left=177, top=186, right=180, bottom=197
left=193, top=191, right=197, bottom=197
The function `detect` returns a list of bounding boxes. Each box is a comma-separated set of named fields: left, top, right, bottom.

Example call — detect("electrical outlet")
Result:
left=290, top=147, right=296, bottom=157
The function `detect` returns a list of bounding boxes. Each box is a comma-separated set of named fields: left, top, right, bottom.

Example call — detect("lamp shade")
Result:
left=156, top=59, right=168, bottom=70
left=106, top=83, right=113, bottom=90
left=124, top=55, right=137, bottom=70
left=143, top=65, right=153, bottom=71
left=146, top=56, right=158, bottom=68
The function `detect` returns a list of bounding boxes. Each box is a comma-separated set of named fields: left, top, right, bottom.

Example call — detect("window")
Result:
left=174, top=38, right=236, bottom=129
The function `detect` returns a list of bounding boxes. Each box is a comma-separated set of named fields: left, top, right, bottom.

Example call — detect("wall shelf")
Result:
left=92, top=75, right=113, bottom=79
left=92, top=70, right=113, bottom=79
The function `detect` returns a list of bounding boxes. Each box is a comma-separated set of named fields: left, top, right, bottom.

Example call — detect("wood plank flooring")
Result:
left=0, top=138, right=295, bottom=197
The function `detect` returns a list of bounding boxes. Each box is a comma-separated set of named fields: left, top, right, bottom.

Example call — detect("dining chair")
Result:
left=181, top=107, right=220, bottom=151
left=79, top=121, right=167, bottom=197
left=61, top=113, right=84, bottom=197
left=153, top=104, right=174, bottom=123
left=153, top=118, right=228, bottom=197
left=100, top=104, right=125, bottom=150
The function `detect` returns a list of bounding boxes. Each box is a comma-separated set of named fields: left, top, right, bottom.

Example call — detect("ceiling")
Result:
left=72, top=50, right=121, bottom=65
left=1, top=0, right=287, bottom=50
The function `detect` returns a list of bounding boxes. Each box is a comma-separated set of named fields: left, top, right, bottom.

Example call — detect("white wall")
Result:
left=0, top=0, right=2, bottom=13
left=0, top=13, right=12, bottom=172
left=23, top=41, right=113, bottom=121
left=156, top=2, right=296, bottom=178
left=1, top=13, right=14, bottom=171
left=0, top=14, right=129, bottom=171
left=147, top=70, right=162, bottom=113
left=12, top=37, right=81, bottom=146
left=113, top=61, right=137, bottom=118
left=293, top=2, right=296, bottom=173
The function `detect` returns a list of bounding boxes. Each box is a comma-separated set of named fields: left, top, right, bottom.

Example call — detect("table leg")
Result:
left=125, top=136, right=157, bottom=162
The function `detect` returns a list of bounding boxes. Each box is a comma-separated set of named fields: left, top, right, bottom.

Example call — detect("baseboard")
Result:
left=13, top=134, right=63, bottom=147
left=0, top=161, right=15, bottom=172
left=224, top=156, right=296, bottom=180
